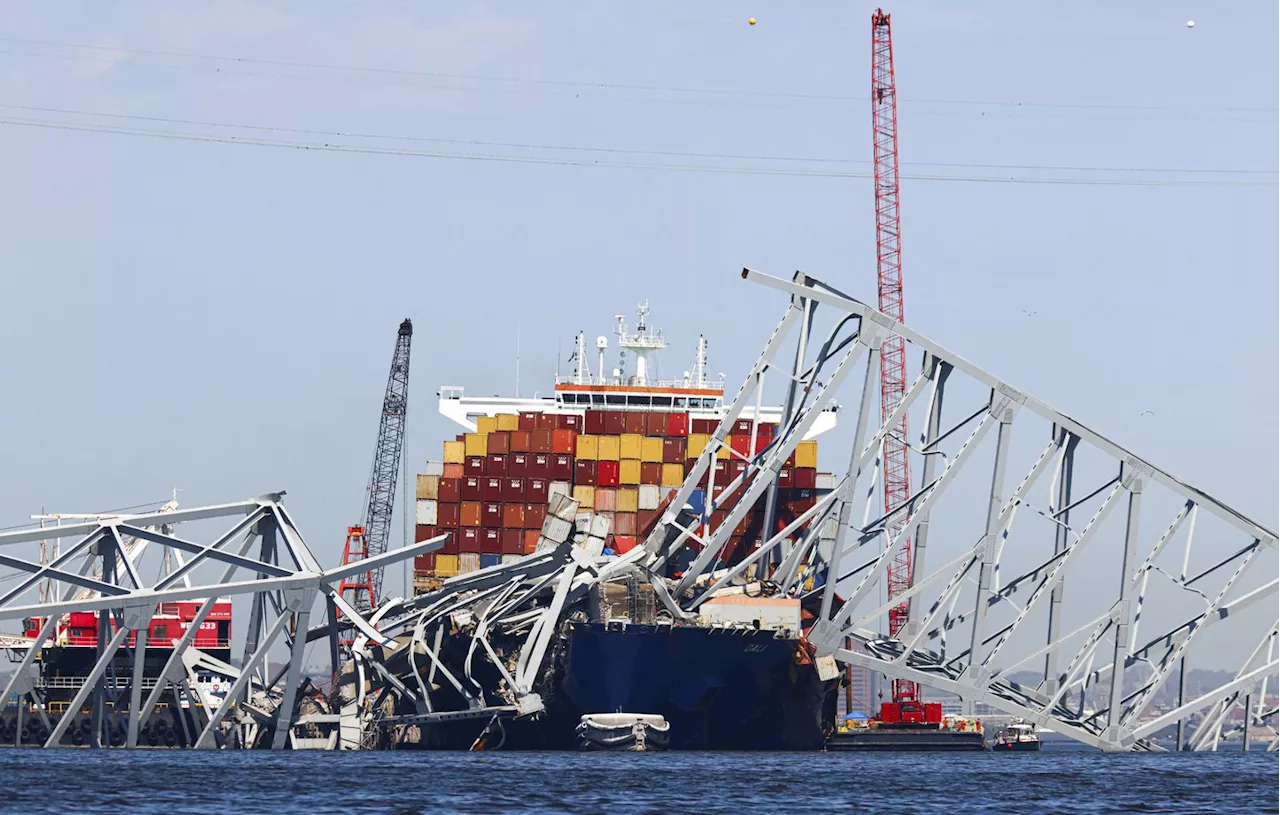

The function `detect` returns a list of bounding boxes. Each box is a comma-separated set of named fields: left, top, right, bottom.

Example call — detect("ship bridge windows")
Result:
left=650, top=396, right=672, bottom=407
left=605, top=394, right=626, bottom=405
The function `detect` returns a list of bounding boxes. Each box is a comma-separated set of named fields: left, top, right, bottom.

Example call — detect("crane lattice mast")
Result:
left=872, top=9, right=916, bottom=703
left=339, top=318, right=412, bottom=614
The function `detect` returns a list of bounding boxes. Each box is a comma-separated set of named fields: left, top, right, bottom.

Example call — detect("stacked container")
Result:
left=414, top=409, right=827, bottom=593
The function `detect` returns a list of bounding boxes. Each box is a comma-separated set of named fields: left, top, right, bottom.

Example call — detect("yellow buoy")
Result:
left=748, top=17, right=757, bottom=25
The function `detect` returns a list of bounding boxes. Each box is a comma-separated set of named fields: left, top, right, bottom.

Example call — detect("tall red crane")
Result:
left=871, top=8, right=917, bottom=704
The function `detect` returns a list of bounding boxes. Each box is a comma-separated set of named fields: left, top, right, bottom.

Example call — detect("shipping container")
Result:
left=519, top=411, right=540, bottom=431
left=584, top=409, right=607, bottom=435
left=459, top=553, right=481, bottom=574
left=795, top=440, right=818, bottom=469
left=530, top=429, right=554, bottom=454
left=661, top=464, right=684, bottom=487
left=595, top=510, right=616, bottom=529
left=416, top=474, right=439, bottom=500
left=637, top=509, right=661, bottom=536
left=415, top=524, right=439, bottom=542
left=496, top=413, right=520, bottom=432
left=613, top=512, right=637, bottom=536
left=551, top=428, right=577, bottom=455
left=576, top=434, right=599, bottom=460
left=597, top=435, right=620, bottom=461
left=638, top=484, right=661, bottom=511
left=465, top=433, right=488, bottom=458
left=483, top=502, right=503, bottom=527
left=691, top=417, right=717, bottom=435
left=530, top=453, right=551, bottom=477
left=594, top=488, right=617, bottom=512
left=663, top=437, right=686, bottom=464
left=523, top=529, right=540, bottom=554
left=457, top=528, right=479, bottom=552
left=502, top=553, right=523, bottom=566
left=524, top=503, right=547, bottom=530
left=687, top=489, right=707, bottom=517
left=435, top=554, right=460, bottom=577
left=502, top=529, right=523, bottom=554
left=686, top=433, right=710, bottom=458
left=438, top=477, right=461, bottom=503
left=503, top=503, right=526, bottom=529
left=573, top=485, right=595, bottom=508
left=549, top=481, right=572, bottom=501
left=536, top=413, right=558, bottom=431
left=487, top=432, right=510, bottom=455
left=778, top=468, right=794, bottom=488
left=575, top=460, right=597, bottom=486
left=508, top=453, right=529, bottom=477
left=523, top=478, right=546, bottom=503
left=623, top=411, right=646, bottom=435
left=732, top=418, right=753, bottom=435
left=501, top=477, right=524, bottom=503
left=480, top=529, right=502, bottom=554
left=619, top=459, right=641, bottom=486
left=551, top=454, right=574, bottom=481
left=461, top=477, right=483, bottom=501
left=666, top=412, right=689, bottom=437
left=619, top=434, right=643, bottom=460
left=612, top=535, right=638, bottom=554
left=794, top=468, right=817, bottom=490
left=476, top=416, right=499, bottom=435
left=604, top=411, right=625, bottom=435
left=437, top=503, right=460, bottom=528
left=443, top=440, right=465, bottom=464
left=460, top=501, right=483, bottom=527
left=465, top=456, right=486, bottom=476
left=597, top=460, right=621, bottom=487
left=414, top=499, right=436, bottom=527
left=510, top=430, right=531, bottom=453
left=414, top=553, right=436, bottom=572
left=482, top=477, right=504, bottom=501
left=640, top=436, right=663, bottom=463
left=644, top=411, right=667, bottom=437
left=640, top=461, right=663, bottom=484
left=442, top=463, right=464, bottom=480
left=616, top=487, right=640, bottom=513
left=729, top=434, right=754, bottom=458
left=481, top=554, right=503, bottom=569
left=424, top=460, right=444, bottom=477
left=556, top=414, right=583, bottom=432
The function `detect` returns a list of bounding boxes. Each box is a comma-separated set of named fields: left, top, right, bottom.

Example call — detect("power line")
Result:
left=2, top=114, right=1274, bottom=187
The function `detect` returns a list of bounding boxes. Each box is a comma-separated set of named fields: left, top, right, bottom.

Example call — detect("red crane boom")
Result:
left=872, top=8, right=917, bottom=704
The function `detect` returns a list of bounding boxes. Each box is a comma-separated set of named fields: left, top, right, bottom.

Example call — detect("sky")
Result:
left=0, top=0, right=1275, bottom=610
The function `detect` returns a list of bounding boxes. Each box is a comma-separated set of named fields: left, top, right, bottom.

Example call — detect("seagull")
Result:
left=1022, top=309, right=1038, bottom=317
left=1140, top=410, right=1155, bottom=417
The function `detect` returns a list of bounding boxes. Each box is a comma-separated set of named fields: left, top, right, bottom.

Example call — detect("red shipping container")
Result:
left=437, top=503, right=460, bottom=528
left=645, top=411, right=668, bottom=436
left=584, top=409, right=608, bottom=435
left=729, top=434, right=754, bottom=457
left=604, top=411, right=626, bottom=435
left=524, top=530, right=541, bottom=554
left=414, top=553, right=436, bottom=572
left=437, top=530, right=461, bottom=555
left=524, top=503, right=547, bottom=530
left=482, top=477, right=504, bottom=501
left=662, top=437, right=686, bottom=464
left=483, top=502, right=503, bottom=526
left=551, top=428, right=577, bottom=455
left=779, top=467, right=794, bottom=488
left=502, top=503, right=526, bottom=529
left=438, top=477, right=461, bottom=502
left=461, top=477, right=483, bottom=501
left=502, top=529, right=524, bottom=555
left=519, top=411, right=540, bottom=431
left=510, top=430, right=531, bottom=453
left=666, top=412, right=689, bottom=437
left=460, top=502, right=483, bottom=527
left=502, top=478, right=525, bottom=503
left=487, top=431, right=511, bottom=455
left=575, top=460, right=597, bottom=486
left=790, top=495, right=817, bottom=514
left=556, top=414, right=583, bottom=432
left=526, top=478, right=549, bottom=503
left=733, top=418, right=754, bottom=434
left=465, top=456, right=485, bottom=476
left=457, top=527, right=480, bottom=552
left=597, top=460, right=621, bottom=487
left=442, top=463, right=464, bottom=480
left=623, top=411, right=646, bottom=435
left=531, top=454, right=551, bottom=477
left=794, top=468, right=817, bottom=490
left=640, top=462, right=662, bottom=484
left=530, top=429, right=554, bottom=454
left=536, top=412, right=558, bottom=431
left=691, top=417, right=717, bottom=434
left=730, top=460, right=749, bottom=478
left=612, top=535, right=636, bottom=554
left=485, top=454, right=508, bottom=476
left=509, top=453, right=530, bottom=477
left=415, top=524, right=438, bottom=542
left=550, top=454, right=574, bottom=481
left=756, top=422, right=777, bottom=440
left=637, top=509, right=660, bottom=536
left=481, top=528, right=503, bottom=555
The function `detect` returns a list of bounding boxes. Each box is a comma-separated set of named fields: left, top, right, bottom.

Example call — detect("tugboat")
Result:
left=992, top=719, right=1041, bottom=751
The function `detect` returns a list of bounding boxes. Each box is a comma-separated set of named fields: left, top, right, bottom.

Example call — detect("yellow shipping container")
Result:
left=443, top=440, right=465, bottom=464
left=496, top=413, right=520, bottom=431
left=641, top=437, right=664, bottom=463
left=619, top=459, right=642, bottom=485
left=435, top=554, right=460, bottom=577
left=573, top=485, right=596, bottom=507
left=795, top=440, right=819, bottom=469
left=716, top=438, right=730, bottom=460
left=476, top=415, right=498, bottom=435
left=620, top=434, right=643, bottom=460
left=616, top=487, right=639, bottom=513
left=661, top=464, right=684, bottom=487
left=598, top=435, right=621, bottom=461
left=465, top=433, right=488, bottom=457
left=416, top=474, right=439, bottom=500
left=686, top=433, right=710, bottom=458
left=577, top=435, right=599, bottom=460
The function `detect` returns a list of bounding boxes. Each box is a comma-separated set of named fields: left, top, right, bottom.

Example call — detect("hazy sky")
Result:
left=1, top=0, right=1275, bottom=586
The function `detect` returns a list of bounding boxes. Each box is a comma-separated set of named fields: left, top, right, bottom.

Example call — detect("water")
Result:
left=0, top=747, right=1275, bottom=814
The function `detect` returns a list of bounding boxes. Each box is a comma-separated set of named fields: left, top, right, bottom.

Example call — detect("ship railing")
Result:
left=42, top=675, right=163, bottom=690
left=61, top=636, right=232, bottom=649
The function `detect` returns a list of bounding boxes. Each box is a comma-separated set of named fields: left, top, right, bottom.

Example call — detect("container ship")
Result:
left=406, top=304, right=843, bottom=750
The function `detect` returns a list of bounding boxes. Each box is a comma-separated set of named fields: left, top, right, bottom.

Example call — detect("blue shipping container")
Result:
left=480, top=554, right=503, bottom=569
left=685, top=489, right=707, bottom=517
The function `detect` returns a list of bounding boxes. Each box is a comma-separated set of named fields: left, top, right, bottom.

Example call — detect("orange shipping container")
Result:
left=502, top=503, right=526, bottom=529
left=551, top=428, right=578, bottom=455
left=594, top=488, right=617, bottom=512
left=510, top=430, right=531, bottom=453
left=488, top=432, right=511, bottom=455
left=460, top=501, right=483, bottom=527
left=442, top=463, right=465, bottom=480
left=523, top=530, right=540, bottom=554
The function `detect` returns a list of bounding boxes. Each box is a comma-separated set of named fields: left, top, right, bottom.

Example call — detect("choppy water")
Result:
left=0, top=746, right=1275, bottom=814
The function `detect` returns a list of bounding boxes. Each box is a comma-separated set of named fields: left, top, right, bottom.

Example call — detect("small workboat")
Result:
left=576, top=713, right=670, bottom=751
left=992, top=719, right=1041, bottom=751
